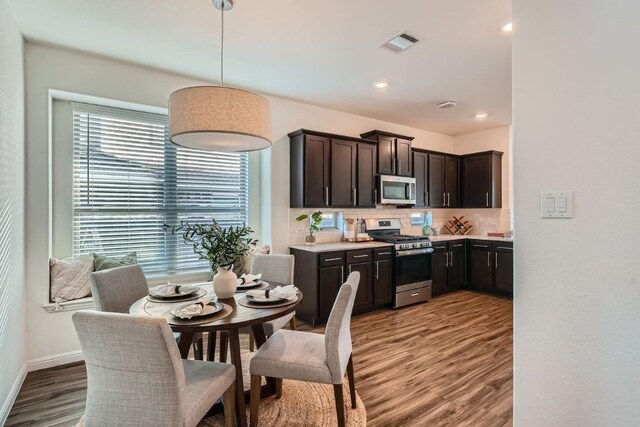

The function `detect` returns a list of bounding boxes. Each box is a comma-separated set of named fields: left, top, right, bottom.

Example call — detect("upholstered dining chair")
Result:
left=72, top=311, right=236, bottom=427
left=249, top=272, right=360, bottom=427
left=90, top=264, right=204, bottom=359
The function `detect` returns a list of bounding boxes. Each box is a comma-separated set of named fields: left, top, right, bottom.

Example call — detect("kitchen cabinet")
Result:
left=427, top=154, right=458, bottom=207
left=360, top=130, right=414, bottom=177
left=461, top=151, right=503, bottom=208
left=413, top=150, right=429, bottom=207
left=291, top=246, right=392, bottom=326
left=357, top=142, right=377, bottom=207
left=431, top=240, right=466, bottom=296
left=468, top=240, right=513, bottom=296
left=330, top=139, right=357, bottom=206
left=289, top=129, right=379, bottom=208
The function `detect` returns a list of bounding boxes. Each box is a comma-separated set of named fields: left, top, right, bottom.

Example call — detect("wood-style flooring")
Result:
left=6, top=290, right=512, bottom=426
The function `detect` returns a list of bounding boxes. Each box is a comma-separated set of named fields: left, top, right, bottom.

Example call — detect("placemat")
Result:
left=162, top=303, right=233, bottom=326
left=146, top=288, right=207, bottom=303
left=237, top=294, right=299, bottom=309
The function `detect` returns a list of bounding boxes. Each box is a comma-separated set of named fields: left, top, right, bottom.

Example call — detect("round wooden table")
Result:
left=130, top=282, right=302, bottom=427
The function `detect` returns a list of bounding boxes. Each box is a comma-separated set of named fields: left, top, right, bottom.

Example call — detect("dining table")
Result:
left=129, top=281, right=303, bottom=427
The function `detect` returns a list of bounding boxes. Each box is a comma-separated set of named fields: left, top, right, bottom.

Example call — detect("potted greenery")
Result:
left=163, top=220, right=257, bottom=298
left=296, top=211, right=323, bottom=245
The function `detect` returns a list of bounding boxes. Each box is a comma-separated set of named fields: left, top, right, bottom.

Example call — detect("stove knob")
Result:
left=400, top=244, right=407, bottom=250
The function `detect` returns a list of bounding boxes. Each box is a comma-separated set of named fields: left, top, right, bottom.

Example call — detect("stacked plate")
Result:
left=170, top=300, right=224, bottom=319
left=148, top=284, right=207, bottom=303
left=236, top=278, right=265, bottom=290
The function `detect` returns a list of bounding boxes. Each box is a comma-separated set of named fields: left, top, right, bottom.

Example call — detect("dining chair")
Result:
left=72, top=311, right=236, bottom=427
left=90, top=264, right=204, bottom=359
left=248, top=272, right=360, bottom=427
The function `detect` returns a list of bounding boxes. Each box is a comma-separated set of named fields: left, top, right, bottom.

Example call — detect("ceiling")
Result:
left=8, top=0, right=511, bottom=136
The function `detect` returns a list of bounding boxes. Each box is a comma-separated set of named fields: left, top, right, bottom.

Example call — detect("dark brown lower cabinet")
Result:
left=373, top=258, right=393, bottom=305
left=431, top=247, right=449, bottom=296
left=468, top=240, right=513, bottom=296
left=448, top=241, right=466, bottom=291
left=318, top=265, right=344, bottom=324
left=494, top=245, right=514, bottom=294
left=431, top=240, right=466, bottom=296
left=348, top=261, right=374, bottom=312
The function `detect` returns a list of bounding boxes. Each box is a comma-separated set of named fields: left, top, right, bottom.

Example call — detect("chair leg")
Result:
left=249, top=334, right=255, bottom=352
left=347, top=355, right=357, bottom=409
left=289, top=316, right=296, bottom=330
left=193, top=333, right=204, bottom=360
left=275, top=378, right=283, bottom=399
left=333, top=384, right=346, bottom=427
left=223, top=382, right=235, bottom=427
left=220, top=332, right=228, bottom=363
left=250, top=375, right=262, bottom=427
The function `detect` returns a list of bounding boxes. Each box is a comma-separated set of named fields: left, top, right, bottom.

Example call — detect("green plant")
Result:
left=163, top=220, right=257, bottom=272
left=295, top=211, right=323, bottom=236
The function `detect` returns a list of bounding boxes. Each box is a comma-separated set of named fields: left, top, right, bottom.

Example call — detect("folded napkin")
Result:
left=247, top=285, right=297, bottom=300
left=152, top=283, right=184, bottom=297
left=238, top=273, right=262, bottom=285
left=173, top=297, right=213, bottom=319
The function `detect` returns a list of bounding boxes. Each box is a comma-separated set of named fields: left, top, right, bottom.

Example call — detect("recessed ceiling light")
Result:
left=372, top=80, right=389, bottom=89
left=475, top=112, right=489, bottom=119
left=501, top=22, right=513, bottom=32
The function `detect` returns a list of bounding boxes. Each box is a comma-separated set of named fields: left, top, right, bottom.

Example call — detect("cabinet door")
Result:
left=357, top=143, right=377, bottom=207
left=413, top=151, right=428, bottom=207
left=494, top=247, right=513, bottom=294
left=470, top=248, right=493, bottom=290
left=448, top=245, right=466, bottom=291
left=396, top=138, right=413, bottom=177
left=377, top=136, right=395, bottom=175
left=461, top=154, right=492, bottom=208
left=445, top=156, right=459, bottom=208
left=373, top=259, right=393, bottom=306
left=431, top=251, right=449, bottom=296
left=428, top=154, right=446, bottom=207
left=303, top=135, right=330, bottom=207
left=330, top=139, right=357, bottom=206
left=319, top=265, right=344, bottom=323
left=348, top=262, right=374, bottom=312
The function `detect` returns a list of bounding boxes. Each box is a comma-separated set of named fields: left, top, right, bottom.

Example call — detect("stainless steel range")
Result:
left=365, top=218, right=433, bottom=308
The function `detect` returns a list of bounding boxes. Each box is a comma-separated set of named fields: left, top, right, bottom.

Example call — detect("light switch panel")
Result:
left=540, top=192, right=574, bottom=218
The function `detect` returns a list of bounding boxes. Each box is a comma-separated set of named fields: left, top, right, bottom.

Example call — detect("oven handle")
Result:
left=395, top=248, right=434, bottom=257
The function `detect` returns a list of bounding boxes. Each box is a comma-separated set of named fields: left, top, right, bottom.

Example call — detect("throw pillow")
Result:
left=49, top=254, right=94, bottom=302
left=233, top=245, right=271, bottom=275
left=93, top=252, right=138, bottom=271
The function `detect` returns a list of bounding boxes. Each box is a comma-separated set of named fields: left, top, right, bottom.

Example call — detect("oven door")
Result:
left=379, top=175, right=416, bottom=205
left=395, top=248, right=433, bottom=292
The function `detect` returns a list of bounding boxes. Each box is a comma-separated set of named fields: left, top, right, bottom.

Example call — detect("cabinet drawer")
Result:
left=432, top=242, right=449, bottom=252
left=374, top=247, right=393, bottom=260
left=346, top=249, right=373, bottom=264
left=319, top=252, right=345, bottom=267
left=394, top=286, right=432, bottom=307
left=470, top=240, right=491, bottom=250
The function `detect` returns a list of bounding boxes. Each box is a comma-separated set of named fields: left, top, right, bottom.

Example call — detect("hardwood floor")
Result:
left=6, top=291, right=512, bottom=426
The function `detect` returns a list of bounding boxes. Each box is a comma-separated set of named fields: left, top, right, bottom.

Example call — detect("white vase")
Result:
left=213, top=267, right=237, bottom=299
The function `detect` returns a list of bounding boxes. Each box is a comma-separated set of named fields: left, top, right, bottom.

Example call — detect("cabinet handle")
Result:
left=496, top=246, right=513, bottom=251
left=324, top=257, right=342, bottom=262
left=447, top=192, right=451, bottom=207
left=453, top=244, right=463, bottom=248
left=341, top=265, right=344, bottom=282
left=348, top=265, right=352, bottom=274
left=445, top=251, right=449, bottom=267
left=474, top=244, right=489, bottom=248
left=378, top=251, right=391, bottom=256
left=352, top=254, right=369, bottom=259
left=487, top=252, right=491, bottom=267
left=325, top=186, right=329, bottom=206
left=486, top=192, right=489, bottom=207
left=375, top=261, right=379, bottom=280
left=374, top=189, right=378, bottom=203
left=353, top=188, right=357, bottom=206
left=410, top=292, right=420, bottom=297
left=449, top=251, right=453, bottom=267
left=495, top=253, right=498, bottom=269
left=442, top=193, right=446, bottom=206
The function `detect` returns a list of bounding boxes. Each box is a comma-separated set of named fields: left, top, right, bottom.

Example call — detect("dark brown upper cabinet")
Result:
left=412, top=150, right=429, bottom=207
left=461, top=151, right=503, bottom=208
left=427, top=153, right=458, bottom=207
left=360, top=130, right=414, bottom=177
left=289, top=129, right=379, bottom=208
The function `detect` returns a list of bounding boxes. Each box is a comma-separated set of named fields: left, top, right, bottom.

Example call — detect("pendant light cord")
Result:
left=220, top=1, right=224, bottom=87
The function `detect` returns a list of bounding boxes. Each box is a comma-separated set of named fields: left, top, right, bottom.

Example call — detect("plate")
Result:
left=170, top=301, right=223, bottom=319
left=246, top=293, right=290, bottom=303
left=149, top=284, right=200, bottom=299
left=236, top=279, right=263, bottom=289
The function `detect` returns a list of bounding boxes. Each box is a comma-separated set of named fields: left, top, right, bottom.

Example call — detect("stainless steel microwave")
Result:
left=378, top=175, right=416, bottom=205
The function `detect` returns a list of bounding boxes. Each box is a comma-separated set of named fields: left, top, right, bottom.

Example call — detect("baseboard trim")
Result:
left=0, top=363, right=27, bottom=425
left=27, top=350, right=84, bottom=372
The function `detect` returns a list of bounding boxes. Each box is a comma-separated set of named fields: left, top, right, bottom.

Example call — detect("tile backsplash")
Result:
left=289, top=206, right=513, bottom=246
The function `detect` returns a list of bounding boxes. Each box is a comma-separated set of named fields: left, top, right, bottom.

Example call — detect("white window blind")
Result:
left=71, top=102, right=249, bottom=276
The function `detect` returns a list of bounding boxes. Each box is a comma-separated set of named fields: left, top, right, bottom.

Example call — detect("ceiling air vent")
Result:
left=379, top=31, right=422, bottom=54
left=438, top=100, right=458, bottom=109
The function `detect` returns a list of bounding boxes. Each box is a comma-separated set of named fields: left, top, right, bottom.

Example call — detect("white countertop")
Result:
left=429, top=234, right=513, bottom=243
left=289, top=241, right=394, bottom=253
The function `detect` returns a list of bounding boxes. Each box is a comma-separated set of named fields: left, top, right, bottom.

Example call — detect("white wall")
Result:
left=513, top=1, right=640, bottom=425
left=0, top=0, right=26, bottom=421
left=23, top=42, right=455, bottom=363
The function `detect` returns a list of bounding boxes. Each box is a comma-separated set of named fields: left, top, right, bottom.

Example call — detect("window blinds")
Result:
left=71, top=102, right=249, bottom=276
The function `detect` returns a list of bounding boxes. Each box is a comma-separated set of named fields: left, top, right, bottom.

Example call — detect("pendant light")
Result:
left=169, top=0, right=272, bottom=152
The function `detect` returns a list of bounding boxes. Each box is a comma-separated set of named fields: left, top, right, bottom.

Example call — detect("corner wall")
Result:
left=0, top=0, right=26, bottom=421
left=513, top=0, right=640, bottom=424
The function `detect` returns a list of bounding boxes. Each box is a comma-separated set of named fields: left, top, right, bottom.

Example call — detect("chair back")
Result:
left=324, top=271, right=360, bottom=383
left=250, top=254, right=295, bottom=285
left=90, top=264, right=148, bottom=313
left=72, top=311, right=185, bottom=426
